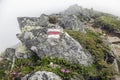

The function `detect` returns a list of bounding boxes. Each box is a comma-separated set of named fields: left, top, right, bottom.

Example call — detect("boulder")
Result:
left=17, top=5, right=89, bottom=33
left=21, top=71, right=62, bottom=80
left=17, top=25, right=93, bottom=66
left=57, top=15, right=85, bottom=32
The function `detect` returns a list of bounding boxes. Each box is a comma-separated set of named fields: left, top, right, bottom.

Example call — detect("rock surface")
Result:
left=17, top=5, right=89, bottom=33
left=17, top=24, right=93, bottom=66
left=17, top=15, right=86, bottom=33
left=21, top=71, right=62, bottom=80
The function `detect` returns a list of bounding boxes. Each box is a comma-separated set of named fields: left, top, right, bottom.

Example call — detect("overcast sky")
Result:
left=0, top=0, right=120, bottom=52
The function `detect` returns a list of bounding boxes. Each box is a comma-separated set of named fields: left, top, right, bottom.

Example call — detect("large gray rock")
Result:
left=17, top=5, right=89, bottom=33
left=21, top=71, right=62, bottom=80
left=17, top=14, right=49, bottom=31
left=18, top=14, right=86, bottom=33
left=17, top=25, right=93, bottom=66
left=18, top=15, right=85, bottom=32
left=57, top=15, right=85, bottom=32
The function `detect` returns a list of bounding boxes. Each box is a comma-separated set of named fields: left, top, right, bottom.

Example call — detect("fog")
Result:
left=0, top=0, right=120, bottom=52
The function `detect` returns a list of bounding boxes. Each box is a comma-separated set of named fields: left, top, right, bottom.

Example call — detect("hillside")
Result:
left=0, top=4, right=120, bottom=80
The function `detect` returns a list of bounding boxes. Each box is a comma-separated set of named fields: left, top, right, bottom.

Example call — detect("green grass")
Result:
left=66, top=29, right=115, bottom=79
left=66, top=29, right=110, bottom=60
left=11, top=57, right=97, bottom=80
left=95, top=16, right=120, bottom=33
left=9, top=55, right=114, bottom=80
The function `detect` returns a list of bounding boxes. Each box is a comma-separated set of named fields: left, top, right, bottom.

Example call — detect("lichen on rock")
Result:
left=21, top=26, right=42, bottom=32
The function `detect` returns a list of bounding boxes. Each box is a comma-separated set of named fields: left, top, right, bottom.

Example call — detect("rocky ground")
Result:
left=0, top=4, right=120, bottom=80
left=86, top=22, right=120, bottom=80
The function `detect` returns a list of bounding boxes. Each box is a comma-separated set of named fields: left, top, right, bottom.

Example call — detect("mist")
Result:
left=0, top=0, right=120, bottom=52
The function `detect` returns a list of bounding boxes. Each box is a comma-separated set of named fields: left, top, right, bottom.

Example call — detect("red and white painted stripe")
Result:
left=47, top=29, right=60, bottom=38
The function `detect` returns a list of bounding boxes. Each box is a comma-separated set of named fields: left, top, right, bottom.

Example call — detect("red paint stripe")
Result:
left=48, top=31, right=60, bottom=35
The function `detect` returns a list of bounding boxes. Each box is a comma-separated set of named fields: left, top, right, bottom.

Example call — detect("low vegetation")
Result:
left=95, top=16, right=120, bottom=33
left=0, top=60, right=12, bottom=79
left=0, top=56, right=114, bottom=80
left=66, top=29, right=115, bottom=79
left=0, top=29, right=116, bottom=80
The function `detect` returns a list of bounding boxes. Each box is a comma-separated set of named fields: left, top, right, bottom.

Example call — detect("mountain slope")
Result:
left=0, top=4, right=120, bottom=80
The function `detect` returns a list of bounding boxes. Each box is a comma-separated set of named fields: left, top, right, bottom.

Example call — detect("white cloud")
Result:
left=0, top=0, right=120, bottom=52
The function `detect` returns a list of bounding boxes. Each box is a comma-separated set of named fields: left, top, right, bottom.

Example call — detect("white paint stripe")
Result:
left=47, top=29, right=60, bottom=32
